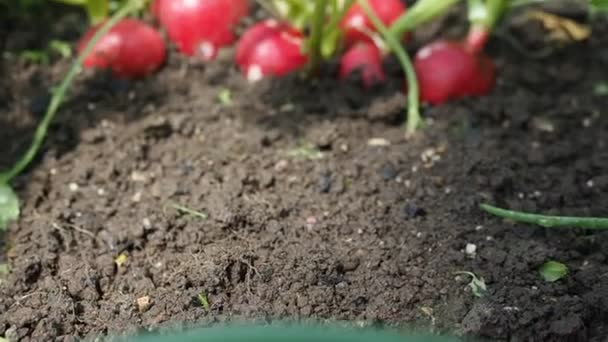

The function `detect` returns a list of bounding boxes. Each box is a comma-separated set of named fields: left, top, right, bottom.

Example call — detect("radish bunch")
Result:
left=76, top=0, right=498, bottom=106
left=79, top=0, right=250, bottom=78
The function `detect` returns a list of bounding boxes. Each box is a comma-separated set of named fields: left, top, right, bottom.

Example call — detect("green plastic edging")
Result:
left=122, top=324, right=461, bottom=342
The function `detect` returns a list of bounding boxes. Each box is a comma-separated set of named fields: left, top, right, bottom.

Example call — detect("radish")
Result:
left=78, top=19, right=166, bottom=79
left=412, top=40, right=495, bottom=104
left=340, top=0, right=407, bottom=47
left=339, top=41, right=386, bottom=88
left=235, top=20, right=308, bottom=82
left=154, top=0, right=249, bottom=60
left=465, top=25, right=490, bottom=54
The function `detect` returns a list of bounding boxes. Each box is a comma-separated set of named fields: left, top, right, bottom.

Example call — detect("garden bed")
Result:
left=1, top=6, right=608, bottom=341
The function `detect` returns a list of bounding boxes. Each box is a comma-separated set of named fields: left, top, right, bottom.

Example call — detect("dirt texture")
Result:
left=1, top=6, right=608, bottom=342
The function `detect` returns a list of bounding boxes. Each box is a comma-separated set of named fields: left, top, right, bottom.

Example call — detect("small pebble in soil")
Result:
left=367, top=138, right=391, bottom=146
left=465, top=243, right=477, bottom=255
left=274, top=160, right=288, bottom=172
left=318, top=172, right=332, bottom=193
left=137, top=296, right=152, bottom=312
left=68, top=182, right=79, bottom=192
left=131, top=171, right=148, bottom=182
left=380, top=163, right=397, bottom=180
left=132, top=192, right=142, bottom=202
left=582, top=117, right=592, bottom=127
left=404, top=203, right=426, bottom=219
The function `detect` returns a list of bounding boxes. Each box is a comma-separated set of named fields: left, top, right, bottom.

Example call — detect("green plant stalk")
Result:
left=389, top=0, right=461, bottom=38
left=358, top=0, right=421, bottom=135
left=325, top=0, right=354, bottom=32
left=0, top=0, right=142, bottom=185
left=306, top=0, right=330, bottom=74
left=467, top=0, right=508, bottom=29
left=480, top=203, right=608, bottom=230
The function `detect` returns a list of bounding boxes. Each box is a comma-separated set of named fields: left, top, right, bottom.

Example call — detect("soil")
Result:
left=1, top=5, right=608, bottom=342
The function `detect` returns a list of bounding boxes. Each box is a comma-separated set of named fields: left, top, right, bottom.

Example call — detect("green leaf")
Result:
left=594, top=81, right=608, bottom=96
left=20, top=50, right=49, bottom=64
left=49, top=40, right=73, bottom=59
left=217, top=88, right=233, bottom=106
left=85, top=0, right=109, bottom=24
left=539, top=261, right=568, bottom=282
left=455, top=271, right=487, bottom=297
left=0, top=263, right=8, bottom=285
left=197, top=292, right=210, bottom=310
left=49, top=0, right=87, bottom=5
left=0, top=184, right=19, bottom=231
left=591, top=0, right=608, bottom=13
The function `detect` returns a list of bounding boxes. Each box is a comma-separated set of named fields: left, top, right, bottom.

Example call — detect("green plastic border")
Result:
left=120, top=324, right=460, bottom=342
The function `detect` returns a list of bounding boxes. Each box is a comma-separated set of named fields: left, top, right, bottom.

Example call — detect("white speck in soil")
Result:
left=68, top=182, right=79, bottom=192
left=132, top=192, right=142, bottom=203
left=582, top=118, right=591, bottom=127
left=367, top=138, right=391, bottom=146
left=131, top=171, right=148, bottom=182
left=465, top=243, right=477, bottom=255
left=274, top=160, right=288, bottom=172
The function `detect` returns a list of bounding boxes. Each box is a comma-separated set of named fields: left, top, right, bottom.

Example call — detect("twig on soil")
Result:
left=167, top=201, right=208, bottom=219
left=52, top=222, right=96, bottom=238
left=480, top=203, right=608, bottom=230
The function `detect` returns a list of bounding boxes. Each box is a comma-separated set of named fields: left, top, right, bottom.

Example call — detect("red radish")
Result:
left=235, top=20, right=308, bottom=82
left=412, top=40, right=495, bottom=104
left=151, top=0, right=162, bottom=20
left=339, top=41, right=386, bottom=88
left=465, top=25, right=490, bottom=54
left=340, top=0, right=407, bottom=47
left=155, top=0, right=249, bottom=60
left=78, top=19, right=166, bottom=79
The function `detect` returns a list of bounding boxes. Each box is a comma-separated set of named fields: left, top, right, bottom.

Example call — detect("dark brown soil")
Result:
left=2, top=7, right=608, bottom=342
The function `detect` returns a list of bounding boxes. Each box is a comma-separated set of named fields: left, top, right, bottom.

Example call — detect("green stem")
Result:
left=0, top=0, right=142, bottom=185
left=467, top=0, right=508, bottom=29
left=508, top=0, right=549, bottom=8
left=325, top=0, right=354, bottom=35
left=390, top=0, right=461, bottom=38
left=358, top=0, right=421, bottom=135
left=306, top=0, right=329, bottom=74
left=480, top=203, right=608, bottom=230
